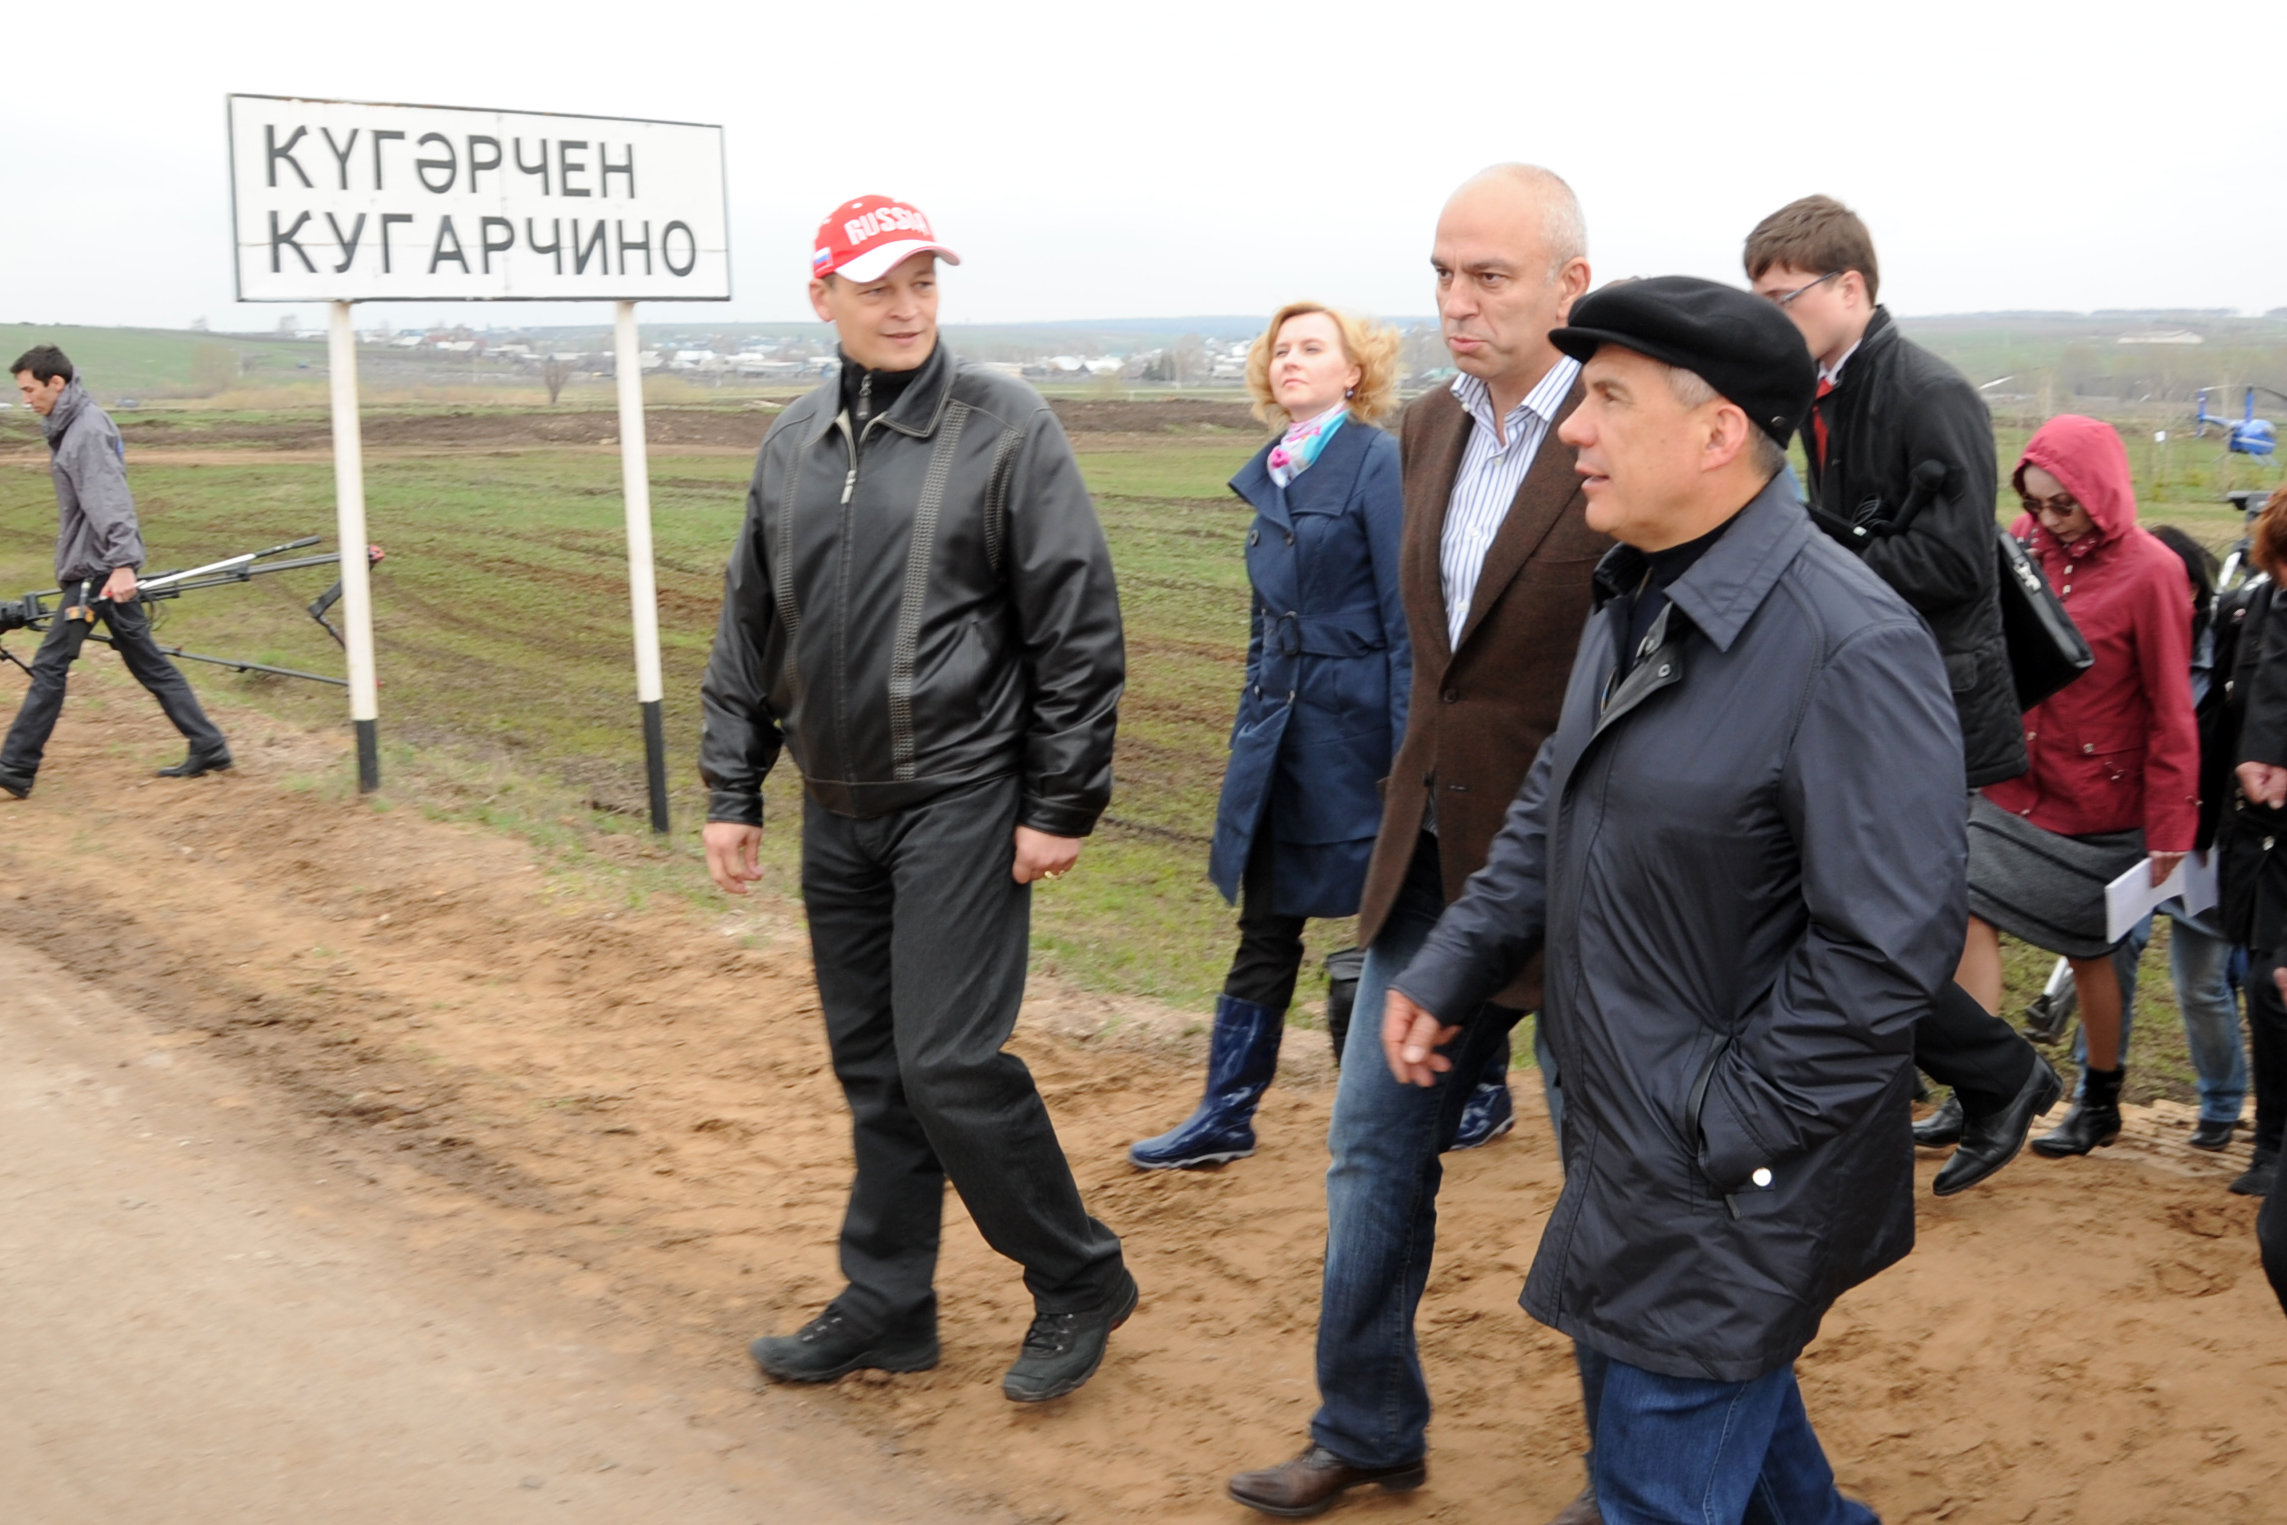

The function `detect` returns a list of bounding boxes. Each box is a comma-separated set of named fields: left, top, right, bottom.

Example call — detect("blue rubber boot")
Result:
left=1129, top=995, right=1282, bottom=1169
left=1448, top=1040, right=1516, bottom=1152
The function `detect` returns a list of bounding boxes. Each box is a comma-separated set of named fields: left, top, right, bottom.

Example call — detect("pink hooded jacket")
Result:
left=1982, top=415, right=2198, bottom=849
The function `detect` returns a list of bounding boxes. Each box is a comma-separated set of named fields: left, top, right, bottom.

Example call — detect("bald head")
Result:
left=1431, top=163, right=1592, bottom=418
left=1447, top=163, right=1587, bottom=275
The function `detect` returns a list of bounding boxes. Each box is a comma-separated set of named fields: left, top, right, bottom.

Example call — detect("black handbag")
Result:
left=1995, top=524, right=2093, bottom=710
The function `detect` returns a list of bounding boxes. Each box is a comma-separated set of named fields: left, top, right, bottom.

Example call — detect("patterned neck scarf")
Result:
left=1267, top=403, right=1348, bottom=488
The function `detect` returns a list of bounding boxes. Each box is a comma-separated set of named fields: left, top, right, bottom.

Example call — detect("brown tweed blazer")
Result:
left=1355, top=377, right=1607, bottom=1012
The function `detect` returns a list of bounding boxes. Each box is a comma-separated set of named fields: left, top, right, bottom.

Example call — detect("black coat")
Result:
left=1392, top=476, right=1967, bottom=1383
left=700, top=343, right=1124, bottom=834
left=2218, top=576, right=2287, bottom=953
left=1807, top=308, right=2026, bottom=787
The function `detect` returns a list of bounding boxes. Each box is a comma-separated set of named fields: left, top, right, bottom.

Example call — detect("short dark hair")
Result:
left=10, top=345, right=74, bottom=384
left=2149, top=523, right=2218, bottom=644
left=1743, top=195, right=1880, bottom=304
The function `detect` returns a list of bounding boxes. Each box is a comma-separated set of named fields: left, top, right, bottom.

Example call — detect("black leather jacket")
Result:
left=1807, top=308, right=2026, bottom=787
left=699, top=342, right=1124, bottom=833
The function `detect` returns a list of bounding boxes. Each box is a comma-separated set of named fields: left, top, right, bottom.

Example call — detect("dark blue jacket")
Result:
left=1393, top=475, right=1966, bottom=1382
left=1208, top=419, right=1409, bottom=918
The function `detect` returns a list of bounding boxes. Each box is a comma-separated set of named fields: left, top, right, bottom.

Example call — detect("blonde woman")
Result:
left=1131, top=303, right=1418, bottom=1169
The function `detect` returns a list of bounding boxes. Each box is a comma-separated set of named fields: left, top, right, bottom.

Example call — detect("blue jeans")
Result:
left=2083, top=907, right=2249, bottom=1124
left=1584, top=1356, right=1876, bottom=1525
left=1312, top=831, right=1519, bottom=1468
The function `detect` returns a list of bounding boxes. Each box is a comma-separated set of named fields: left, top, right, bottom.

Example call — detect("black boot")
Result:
left=156, top=749, right=233, bottom=779
left=1323, top=947, right=1365, bottom=1065
left=2031, top=1064, right=2123, bottom=1157
left=2230, top=1150, right=2277, bottom=1197
left=1934, top=1057, right=2064, bottom=1196
left=1913, top=1092, right=1964, bottom=1148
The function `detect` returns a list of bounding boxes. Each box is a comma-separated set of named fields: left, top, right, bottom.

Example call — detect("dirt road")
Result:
left=0, top=938, right=987, bottom=1525
left=3, top=664, right=2285, bottom=1524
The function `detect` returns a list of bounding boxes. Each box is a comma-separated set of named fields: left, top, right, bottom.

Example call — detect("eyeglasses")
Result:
left=1765, top=271, right=1841, bottom=309
left=2020, top=494, right=2081, bottom=520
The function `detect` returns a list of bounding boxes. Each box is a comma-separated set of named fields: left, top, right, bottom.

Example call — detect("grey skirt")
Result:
left=1966, top=795, right=2145, bottom=959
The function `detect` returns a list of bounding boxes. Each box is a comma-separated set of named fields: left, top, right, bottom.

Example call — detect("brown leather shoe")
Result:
left=1546, top=1482, right=1603, bottom=1524
left=1227, top=1443, right=1425, bottom=1517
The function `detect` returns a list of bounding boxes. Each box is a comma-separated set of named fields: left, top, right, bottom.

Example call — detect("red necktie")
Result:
left=1812, top=376, right=1833, bottom=476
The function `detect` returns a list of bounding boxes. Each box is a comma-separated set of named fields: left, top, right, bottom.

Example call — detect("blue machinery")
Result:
left=2194, top=386, right=2283, bottom=457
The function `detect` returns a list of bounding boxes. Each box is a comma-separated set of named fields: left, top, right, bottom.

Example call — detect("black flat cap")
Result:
left=1550, top=275, right=1817, bottom=446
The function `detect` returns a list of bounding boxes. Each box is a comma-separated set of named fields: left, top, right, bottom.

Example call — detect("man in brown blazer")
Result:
left=1228, top=164, right=1608, bottom=1524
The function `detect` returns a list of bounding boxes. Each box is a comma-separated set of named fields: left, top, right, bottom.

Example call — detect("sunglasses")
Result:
left=2019, top=494, right=2082, bottom=520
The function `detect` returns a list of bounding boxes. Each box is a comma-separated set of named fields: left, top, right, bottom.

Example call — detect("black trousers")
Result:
left=2243, top=955, right=2285, bottom=1318
left=801, top=773, right=1124, bottom=1336
left=2245, top=952, right=2287, bottom=1164
left=1917, top=979, right=2037, bottom=1112
left=2261, top=1181, right=2286, bottom=1318
left=1223, top=827, right=1309, bottom=1014
left=0, top=594, right=226, bottom=781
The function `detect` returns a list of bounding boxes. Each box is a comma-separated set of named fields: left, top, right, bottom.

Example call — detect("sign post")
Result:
left=615, top=299, right=668, bottom=832
left=325, top=300, right=379, bottom=790
left=227, top=94, right=730, bottom=820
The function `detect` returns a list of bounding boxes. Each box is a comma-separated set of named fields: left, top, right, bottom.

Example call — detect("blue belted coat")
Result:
left=1208, top=418, right=1410, bottom=918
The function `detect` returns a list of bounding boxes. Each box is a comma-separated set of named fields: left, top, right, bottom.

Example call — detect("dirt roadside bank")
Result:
left=2, top=667, right=2284, bottom=1524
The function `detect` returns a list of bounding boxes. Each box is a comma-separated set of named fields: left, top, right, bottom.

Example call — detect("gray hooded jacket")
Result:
left=42, top=381, right=145, bottom=582
left=1392, top=474, right=1966, bottom=1383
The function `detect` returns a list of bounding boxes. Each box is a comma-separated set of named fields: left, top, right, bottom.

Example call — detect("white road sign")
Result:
left=228, top=95, right=729, bottom=302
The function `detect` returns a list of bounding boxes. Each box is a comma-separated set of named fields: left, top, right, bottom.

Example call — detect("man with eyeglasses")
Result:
left=1745, top=195, right=2060, bottom=1199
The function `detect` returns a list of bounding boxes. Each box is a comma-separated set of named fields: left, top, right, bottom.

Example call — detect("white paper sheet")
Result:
left=2104, top=849, right=2219, bottom=945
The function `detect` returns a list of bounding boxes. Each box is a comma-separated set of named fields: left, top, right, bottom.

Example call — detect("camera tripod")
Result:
left=0, top=535, right=384, bottom=685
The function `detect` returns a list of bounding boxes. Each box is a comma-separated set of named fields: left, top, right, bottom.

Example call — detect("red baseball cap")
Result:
left=810, top=195, right=961, bottom=284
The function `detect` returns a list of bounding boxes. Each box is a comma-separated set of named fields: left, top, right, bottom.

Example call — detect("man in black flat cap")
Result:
left=1381, top=276, right=1966, bottom=1523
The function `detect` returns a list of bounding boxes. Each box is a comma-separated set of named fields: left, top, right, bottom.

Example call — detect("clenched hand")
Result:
left=2238, top=760, right=2287, bottom=810
left=703, top=821, right=764, bottom=896
left=1382, top=988, right=1462, bottom=1088
left=1012, top=826, right=1081, bottom=885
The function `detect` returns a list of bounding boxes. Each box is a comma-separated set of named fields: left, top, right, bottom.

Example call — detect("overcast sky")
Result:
left=7, top=0, right=2283, bottom=334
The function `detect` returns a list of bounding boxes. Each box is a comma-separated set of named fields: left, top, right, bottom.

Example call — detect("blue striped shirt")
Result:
left=1441, top=356, right=1582, bottom=648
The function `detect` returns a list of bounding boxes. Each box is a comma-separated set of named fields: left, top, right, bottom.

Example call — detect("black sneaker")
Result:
left=1002, top=1268, right=1138, bottom=1403
left=749, top=1309, right=938, bottom=1384
left=0, top=770, right=29, bottom=800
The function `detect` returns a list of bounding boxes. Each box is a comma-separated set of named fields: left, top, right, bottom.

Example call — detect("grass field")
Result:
left=4, top=393, right=2284, bottom=1097
left=0, top=409, right=1305, bottom=1025
left=0, top=322, right=332, bottom=400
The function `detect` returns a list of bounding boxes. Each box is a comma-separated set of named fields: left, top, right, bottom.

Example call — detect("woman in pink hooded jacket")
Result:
left=1958, top=415, right=2199, bottom=1157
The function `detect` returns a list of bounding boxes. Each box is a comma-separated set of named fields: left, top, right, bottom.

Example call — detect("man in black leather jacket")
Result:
left=1746, top=196, right=2059, bottom=1199
left=699, top=196, right=1134, bottom=1403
